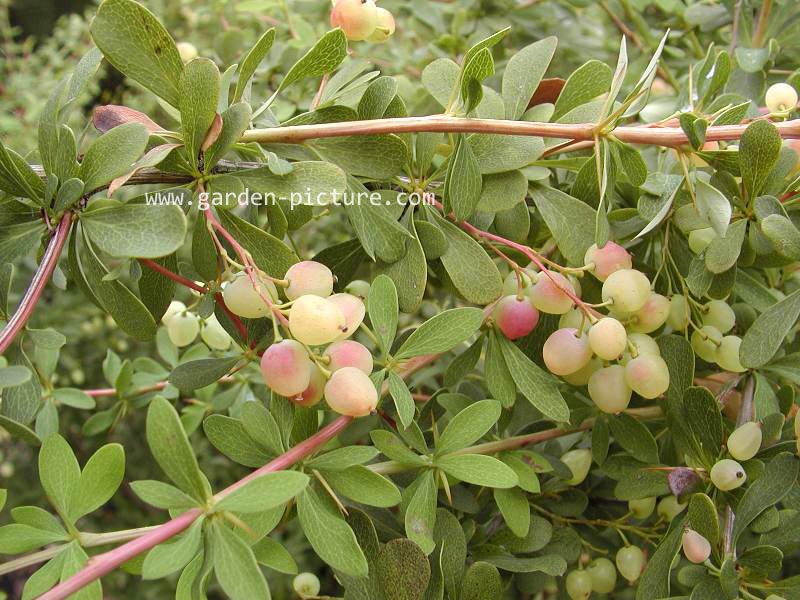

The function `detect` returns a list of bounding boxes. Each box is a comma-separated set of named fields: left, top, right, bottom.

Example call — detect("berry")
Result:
left=201, top=314, right=232, bottom=350
left=167, top=312, right=200, bottom=347
left=324, top=367, right=378, bottom=416
left=528, top=270, right=576, bottom=314
left=667, top=295, right=690, bottom=331
left=616, top=546, right=645, bottom=583
left=715, top=336, right=746, bottom=373
left=565, top=570, right=592, bottom=600
left=629, top=496, right=656, bottom=519
left=601, top=269, right=651, bottom=314
left=328, top=293, right=366, bottom=339
left=330, top=0, right=378, bottom=41
left=289, top=295, right=347, bottom=346
left=223, top=274, right=278, bottom=319
left=296, top=366, right=326, bottom=407
left=260, top=340, right=312, bottom=398
left=584, top=242, right=632, bottom=281
left=559, top=308, right=590, bottom=333
left=502, top=266, right=537, bottom=295
left=588, top=317, right=627, bottom=360
left=691, top=326, right=723, bottom=363
left=702, top=300, right=736, bottom=334
left=688, top=228, right=717, bottom=254
left=624, top=354, right=670, bottom=399
left=345, top=279, right=370, bottom=300
left=492, top=295, right=540, bottom=340
left=176, top=42, right=198, bottom=62
left=682, top=528, right=711, bottom=564
left=563, top=357, right=602, bottom=386
left=629, top=293, right=670, bottom=333
left=293, top=572, right=321, bottom=598
left=765, top=82, right=798, bottom=113
left=587, top=557, right=617, bottom=594
left=710, top=459, right=746, bottom=491
left=285, top=261, right=334, bottom=301
left=657, top=496, right=687, bottom=521
left=562, top=448, right=592, bottom=485
left=366, top=7, right=395, bottom=42
left=162, top=300, right=187, bottom=325
left=588, top=365, right=632, bottom=414
left=620, top=333, right=661, bottom=365
left=543, top=328, right=593, bottom=376
left=324, top=340, right=373, bottom=374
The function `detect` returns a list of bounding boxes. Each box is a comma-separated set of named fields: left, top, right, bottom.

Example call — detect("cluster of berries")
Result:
left=330, top=0, right=395, bottom=42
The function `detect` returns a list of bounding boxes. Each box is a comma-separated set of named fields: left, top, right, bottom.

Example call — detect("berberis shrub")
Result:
left=1, top=0, right=800, bottom=598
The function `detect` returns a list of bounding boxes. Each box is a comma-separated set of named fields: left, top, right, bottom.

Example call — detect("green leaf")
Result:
left=204, top=414, right=272, bottom=468
left=761, top=214, right=800, bottom=260
left=740, top=120, right=783, bottom=199
left=38, top=434, right=80, bottom=522
left=358, top=76, right=398, bottom=120
left=169, top=357, right=240, bottom=392
left=52, top=388, right=95, bottom=410
left=436, top=454, right=518, bottom=488
left=324, top=466, right=401, bottom=508
left=405, top=470, right=437, bottom=555
left=0, top=365, right=32, bottom=388
left=468, top=132, right=544, bottom=175
left=217, top=210, right=298, bottom=277
left=531, top=186, right=596, bottom=265
left=444, top=135, right=482, bottom=221
left=0, top=523, right=68, bottom=554
left=211, top=522, right=271, bottom=600
left=0, top=415, right=41, bottom=445
left=130, top=480, right=200, bottom=510
left=478, top=553, right=566, bottom=574
left=459, top=48, right=493, bottom=112
left=0, top=141, right=45, bottom=200
left=436, top=399, right=501, bottom=455
left=146, top=397, right=210, bottom=503
left=368, top=274, right=398, bottom=355
left=370, top=430, right=426, bottom=466
left=376, top=213, right=427, bottom=313
left=635, top=520, right=685, bottom=600
left=738, top=545, right=783, bottom=574
left=79, top=122, right=150, bottom=192
left=376, top=539, right=431, bottom=600
left=215, top=471, right=309, bottom=513
left=705, top=218, right=747, bottom=274
left=277, top=29, right=347, bottom=94
left=180, top=58, right=220, bottom=167
left=741, top=289, right=800, bottom=368
left=233, top=29, right=276, bottom=103
left=81, top=202, right=187, bottom=259
left=204, top=103, right=252, bottom=170
left=240, top=402, right=284, bottom=456
left=478, top=170, right=528, bottom=213
left=502, top=37, right=557, bottom=120
left=461, top=562, right=503, bottom=600
left=297, top=483, right=369, bottom=577
left=688, top=493, right=720, bottom=546
left=252, top=536, right=298, bottom=574
left=498, top=336, right=570, bottom=422
left=733, top=453, right=799, bottom=543
left=682, top=387, right=724, bottom=468
left=306, top=446, right=378, bottom=471
left=494, top=486, right=531, bottom=537
left=70, top=443, right=125, bottom=521
left=553, top=60, right=613, bottom=121
left=695, top=179, right=732, bottom=237
left=395, top=308, right=484, bottom=359
left=313, top=134, right=408, bottom=180
left=142, top=518, right=203, bottom=580
left=0, top=221, right=46, bottom=265
left=608, top=414, right=659, bottom=464
left=388, top=370, right=415, bottom=429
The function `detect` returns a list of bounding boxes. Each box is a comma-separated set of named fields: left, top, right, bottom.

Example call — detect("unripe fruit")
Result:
left=345, top=279, right=370, bottom=300
left=528, top=270, right=576, bottom=314
left=201, top=314, right=232, bottom=350
left=587, top=557, right=617, bottom=594
left=727, top=421, right=762, bottom=461
left=324, top=340, right=373, bottom=374
left=691, top=326, right=723, bottom=363
left=601, top=269, right=651, bottom=313
left=223, top=275, right=278, bottom=319
left=559, top=308, right=590, bottom=333
left=562, top=448, right=592, bottom=485
left=588, top=317, right=627, bottom=360
left=710, top=458, right=746, bottom=491
left=293, top=572, right=321, bottom=598
left=682, top=528, right=711, bottom=564
left=167, top=312, right=200, bottom=347
left=588, top=365, right=632, bottom=414
left=366, top=7, right=396, bottom=42
left=492, top=295, right=540, bottom=340
left=162, top=300, right=187, bottom=325
left=296, top=366, right=326, bottom=407
left=584, top=242, right=632, bottom=281
left=702, top=300, right=736, bottom=333
left=285, top=261, right=334, bottom=300
left=620, top=333, right=661, bottom=365
left=328, top=293, right=366, bottom=339
left=629, top=496, right=656, bottom=519
left=629, top=293, right=670, bottom=333
left=565, top=570, right=592, bottom=600
left=324, top=367, right=378, bottom=416
left=657, top=496, right=687, bottom=520
left=625, top=354, right=670, bottom=399
left=562, top=357, right=602, bottom=386
left=260, top=340, right=312, bottom=398
left=502, top=267, right=536, bottom=295
left=667, top=294, right=690, bottom=331
left=289, top=295, right=347, bottom=346
left=715, top=336, right=746, bottom=373
left=688, top=227, right=717, bottom=254
left=330, top=0, right=378, bottom=41
left=543, top=328, right=593, bottom=376
left=765, top=82, right=798, bottom=113
left=616, top=546, right=645, bottom=583
left=176, top=42, right=198, bottom=62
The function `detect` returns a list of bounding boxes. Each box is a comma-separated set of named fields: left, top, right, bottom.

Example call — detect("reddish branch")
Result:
left=0, top=212, right=72, bottom=355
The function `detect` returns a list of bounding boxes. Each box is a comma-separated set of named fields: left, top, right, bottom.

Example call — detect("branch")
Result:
left=37, top=354, right=438, bottom=600
left=0, top=212, right=73, bottom=355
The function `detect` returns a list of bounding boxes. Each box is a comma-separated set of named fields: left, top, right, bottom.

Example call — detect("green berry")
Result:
left=691, top=326, right=722, bottom=363
left=587, top=557, right=617, bottom=593
left=702, top=300, right=736, bottom=333
left=667, top=294, right=689, bottom=331
left=562, top=449, right=593, bottom=485
left=616, top=546, right=646, bottom=582
left=629, top=497, right=656, bottom=519
left=588, top=365, right=632, bottom=414
left=588, top=317, right=627, bottom=360
left=601, top=269, right=651, bottom=313
left=715, top=335, right=746, bottom=373
left=710, top=459, right=746, bottom=491
left=293, top=572, right=321, bottom=597
left=657, top=496, right=687, bottom=521
left=565, top=570, right=593, bottom=600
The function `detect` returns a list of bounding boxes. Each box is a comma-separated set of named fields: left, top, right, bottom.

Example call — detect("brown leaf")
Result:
left=201, top=113, right=223, bottom=152
left=93, top=105, right=166, bottom=134
left=527, top=78, right=566, bottom=108
left=107, top=143, right=183, bottom=196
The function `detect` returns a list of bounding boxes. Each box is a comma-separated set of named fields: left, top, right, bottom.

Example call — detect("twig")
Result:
left=0, top=212, right=72, bottom=354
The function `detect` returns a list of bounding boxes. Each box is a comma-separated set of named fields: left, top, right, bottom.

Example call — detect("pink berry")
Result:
left=330, top=0, right=378, bottom=41
left=528, top=270, right=576, bottom=315
left=543, top=328, right=593, bottom=376
left=324, top=367, right=378, bottom=416
left=584, top=242, right=632, bottom=281
left=327, top=293, right=366, bottom=339
left=324, top=340, right=373, bottom=375
left=296, top=365, right=326, bottom=407
left=260, top=339, right=313, bottom=398
left=629, top=293, right=670, bottom=333
left=366, top=7, right=395, bottom=42
left=492, top=295, right=540, bottom=340
left=285, top=261, right=334, bottom=301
